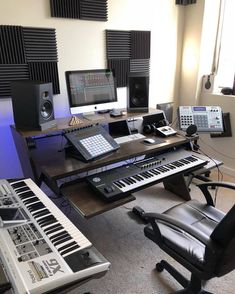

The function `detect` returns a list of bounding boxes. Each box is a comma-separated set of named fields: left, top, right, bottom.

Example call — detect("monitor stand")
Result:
left=82, top=112, right=104, bottom=121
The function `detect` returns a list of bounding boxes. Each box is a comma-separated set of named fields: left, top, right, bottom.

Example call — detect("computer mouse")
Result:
left=143, top=138, right=155, bottom=144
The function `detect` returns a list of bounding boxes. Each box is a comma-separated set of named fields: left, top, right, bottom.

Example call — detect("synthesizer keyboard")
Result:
left=86, top=149, right=208, bottom=202
left=0, top=178, right=110, bottom=294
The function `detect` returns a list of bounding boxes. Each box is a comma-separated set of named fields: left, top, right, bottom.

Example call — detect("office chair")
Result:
left=143, top=181, right=235, bottom=294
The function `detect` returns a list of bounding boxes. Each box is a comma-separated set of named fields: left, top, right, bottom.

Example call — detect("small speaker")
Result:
left=11, top=81, right=56, bottom=130
left=127, top=73, right=149, bottom=113
left=186, top=124, right=197, bottom=136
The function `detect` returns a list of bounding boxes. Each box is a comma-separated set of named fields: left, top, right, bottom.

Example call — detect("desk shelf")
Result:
left=61, top=181, right=136, bottom=219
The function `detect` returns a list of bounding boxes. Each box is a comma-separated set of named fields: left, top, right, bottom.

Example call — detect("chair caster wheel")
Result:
left=156, top=262, right=164, bottom=272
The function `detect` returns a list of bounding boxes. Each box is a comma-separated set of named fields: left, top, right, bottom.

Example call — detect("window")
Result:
left=216, top=0, right=235, bottom=88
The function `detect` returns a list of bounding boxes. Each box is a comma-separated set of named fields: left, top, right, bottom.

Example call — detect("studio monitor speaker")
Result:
left=127, top=73, right=149, bottom=113
left=11, top=81, right=56, bottom=130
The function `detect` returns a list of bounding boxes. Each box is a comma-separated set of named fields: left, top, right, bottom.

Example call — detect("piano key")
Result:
left=54, top=235, right=73, bottom=247
left=60, top=243, right=80, bottom=257
left=11, top=181, right=27, bottom=189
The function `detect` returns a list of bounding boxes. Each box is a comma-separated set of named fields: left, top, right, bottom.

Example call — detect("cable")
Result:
left=192, top=141, right=224, bottom=206
left=199, top=137, right=235, bottom=160
left=169, top=116, right=178, bottom=128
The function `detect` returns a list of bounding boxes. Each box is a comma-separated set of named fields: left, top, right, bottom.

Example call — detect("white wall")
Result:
left=178, top=0, right=235, bottom=175
left=0, top=0, right=184, bottom=178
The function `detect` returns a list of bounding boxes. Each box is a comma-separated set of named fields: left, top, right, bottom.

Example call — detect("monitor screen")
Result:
left=65, top=69, right=118, bottom=115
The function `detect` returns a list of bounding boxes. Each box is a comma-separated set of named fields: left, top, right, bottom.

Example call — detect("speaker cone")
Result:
left=41, top=100, right=53, bottom=119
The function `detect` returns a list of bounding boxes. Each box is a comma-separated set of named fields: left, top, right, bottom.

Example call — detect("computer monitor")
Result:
left=65, top=69, right=118, bottom=116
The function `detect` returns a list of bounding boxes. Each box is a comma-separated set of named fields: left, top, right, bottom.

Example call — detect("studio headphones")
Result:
left=143, top=119, right=167, bottom=135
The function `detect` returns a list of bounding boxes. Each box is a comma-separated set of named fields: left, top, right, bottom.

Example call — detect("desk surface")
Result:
left=35, top=133, right=192, bottom=180
left=10, top=109, right=199, bottom=219
left=12, top=108, right=158, bottom=138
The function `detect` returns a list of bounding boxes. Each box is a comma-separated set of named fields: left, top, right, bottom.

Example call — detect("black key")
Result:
left=122, top=178, right=131, bottom=185
left=60, top=243, right=80, bottom=256
left=45, top=224, right=64, bottom=235
left=50, top=231, right=70, bottom=243
left=38, top=215, right=56, bottom=226
left=33, top=208, right=50, bottom=218
left=14, top=186, right=29, bottom=193
left=114, top=181, right=123, bottom=188
left=58, top=240, right=77, bottom=253
left=44, top=223, right=63, bottom=233
left=19, top=190, right=35, bottom=200
left=11, top=181, right=26, bottom=189
left=53, top=235, right=73, bottom=247
left=23, top=196, right=39, bottom=205
left=27, top=202, right=45, bottom=212
left=41, top=218, right=57, bottom=228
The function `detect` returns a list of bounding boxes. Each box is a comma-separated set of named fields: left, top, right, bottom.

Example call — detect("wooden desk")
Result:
left=11, top=109, right=198, bottom=218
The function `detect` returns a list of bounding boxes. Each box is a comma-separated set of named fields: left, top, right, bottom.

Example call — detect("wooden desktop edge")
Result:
left=61, top=181, right=136, bottom=219
left=10, top=108, right=158, bottom=138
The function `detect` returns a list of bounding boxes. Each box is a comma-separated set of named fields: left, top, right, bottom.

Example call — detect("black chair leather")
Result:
left=143, top=181, right=235, bottom=294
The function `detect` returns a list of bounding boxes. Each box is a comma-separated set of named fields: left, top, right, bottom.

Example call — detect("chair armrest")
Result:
left=143, top=212, right=218, bottom=251
left=197, top=181, right=235, bottom=206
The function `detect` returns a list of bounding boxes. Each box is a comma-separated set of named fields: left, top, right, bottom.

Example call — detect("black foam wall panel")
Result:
left=0, top=64, right=29, bottom=97
left=28, top=62, right=60, bottom=94
left=130, top=59, right=150, bottom=75
left=50, top=0, right=108, bottom=21
left=130, top=31, right=151, bottom=59
left=106, top=30, right=131, bottom=59
left=0, top=25, right=60, bottom=98
left=50, top=0, right=80, bottom=18
left=107, top=59, right=130, bottom=88
left=23, top=27, right=58, bottom=62
left=80, top=0, right=108, bottom=21
left=106, top=30, right=151, bottom=87
left=0, top=26, right=26, bottom=64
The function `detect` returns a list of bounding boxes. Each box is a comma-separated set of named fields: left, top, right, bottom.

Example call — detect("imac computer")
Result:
left=65, top=69, right=118, bottom=119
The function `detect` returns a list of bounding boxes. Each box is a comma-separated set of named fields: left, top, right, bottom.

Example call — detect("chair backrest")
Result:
left=210, top=204, right=235, bottom=276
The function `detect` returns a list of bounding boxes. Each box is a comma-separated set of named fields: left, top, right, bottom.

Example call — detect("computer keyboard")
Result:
left=114, top=133, right=146, bottom=144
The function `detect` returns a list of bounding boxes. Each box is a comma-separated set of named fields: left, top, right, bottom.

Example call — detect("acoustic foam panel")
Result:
left=107, top=59, right=130, bottom=88
left=130, top=59, right=150, bottom=75
left=50, top=0, right=107, bottom=21
left=0, top=64, right=29, bottom=97
left=23, top=27, right=58, bottom=62
left=0, top=25, right=60, bottom=97
left=106, top=30, right=131, bottom=59
left=28, top=62, right=60, bottom=94
left=106, top=30, right=150, bottom=87
left=0, top=26, right=26, bottom=64
left=130, top=31, right=151, bottom=59
left=176, top=0, right=196, bottom=5
left=50, top=0, right=80, bottom=18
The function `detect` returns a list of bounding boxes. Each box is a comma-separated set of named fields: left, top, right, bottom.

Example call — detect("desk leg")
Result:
left=10, top=126, right=36, bottom=181
left=40, top=173, right=62, bottom=196
left=163, top=175, right=191, bottom=200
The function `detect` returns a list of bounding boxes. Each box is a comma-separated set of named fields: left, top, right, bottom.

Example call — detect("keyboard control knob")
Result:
left=104, top=186, right=115, bottom=194
left=92, top=177, right=101, bottom=183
